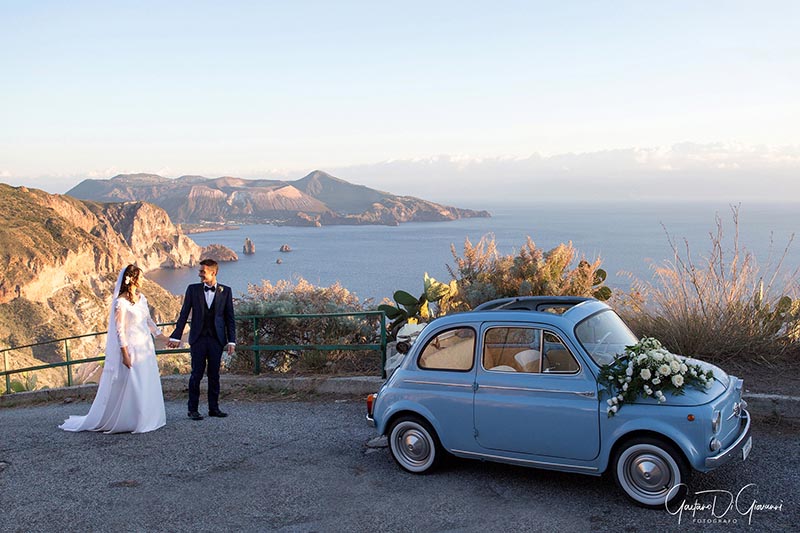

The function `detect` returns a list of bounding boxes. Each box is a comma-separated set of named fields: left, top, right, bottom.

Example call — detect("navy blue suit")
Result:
left=170, top=283, right=236, bottom=412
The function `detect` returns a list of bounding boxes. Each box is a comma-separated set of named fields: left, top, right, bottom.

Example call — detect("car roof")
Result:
left=473, top=296, right=593, bottom=311
left=435, top=296, right=611, bottom=329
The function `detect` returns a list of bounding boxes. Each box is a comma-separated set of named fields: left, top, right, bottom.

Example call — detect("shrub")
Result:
left=616, top=207, right=800, bottom=363
left=447, top=235, right=611, bottom=310
left=234, top=277, right=382, bottom=374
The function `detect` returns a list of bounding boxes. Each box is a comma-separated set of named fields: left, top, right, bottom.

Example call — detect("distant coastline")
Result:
left=181, top=224, right=241, bottom=234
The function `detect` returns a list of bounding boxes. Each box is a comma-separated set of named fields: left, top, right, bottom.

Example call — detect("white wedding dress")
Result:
left=60, top=270, right=166, bottom=434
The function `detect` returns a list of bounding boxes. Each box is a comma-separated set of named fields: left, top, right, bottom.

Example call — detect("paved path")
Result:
left=1, top=398, right=797, bottom=532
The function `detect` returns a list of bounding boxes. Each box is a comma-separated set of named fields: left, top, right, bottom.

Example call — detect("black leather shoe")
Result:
left=208, top=409, right=228, bottom=418
left=187, top=411, right=204, bottom=420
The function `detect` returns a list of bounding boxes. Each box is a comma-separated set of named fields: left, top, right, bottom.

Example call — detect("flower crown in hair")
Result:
left=124, top=276, right=131, bottom=285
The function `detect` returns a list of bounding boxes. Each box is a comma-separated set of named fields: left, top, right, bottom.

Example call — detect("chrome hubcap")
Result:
left=628, top=453, right=670, bottom=492
left=400, top=429, right=430, bottom=464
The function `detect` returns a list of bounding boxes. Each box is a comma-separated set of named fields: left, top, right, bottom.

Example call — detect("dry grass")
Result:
left=617, top=206, right=800, bottom=364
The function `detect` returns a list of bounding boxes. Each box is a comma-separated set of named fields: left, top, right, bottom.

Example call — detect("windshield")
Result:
left=575, top=310, right=638, bottom=366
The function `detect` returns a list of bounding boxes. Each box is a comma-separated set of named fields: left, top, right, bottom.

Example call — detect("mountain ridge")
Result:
left=67, top=170, right=490, bottom=226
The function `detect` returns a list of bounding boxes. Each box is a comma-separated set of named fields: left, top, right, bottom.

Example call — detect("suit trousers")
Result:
left=188, top=334, right=223, bottom=412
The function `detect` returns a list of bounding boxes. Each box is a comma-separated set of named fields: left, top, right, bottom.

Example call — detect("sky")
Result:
left=1, top=1, right=798, bottom=204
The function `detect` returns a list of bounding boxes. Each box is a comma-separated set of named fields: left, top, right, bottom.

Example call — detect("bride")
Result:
left=60, top=264, right=167, bottom=434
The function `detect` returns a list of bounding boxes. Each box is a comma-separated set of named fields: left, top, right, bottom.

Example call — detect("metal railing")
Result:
left=1, top=311, right=387, bottom=394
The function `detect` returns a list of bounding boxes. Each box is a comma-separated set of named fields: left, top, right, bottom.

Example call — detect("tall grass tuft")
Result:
left=618, top=206, right=800, bottom=364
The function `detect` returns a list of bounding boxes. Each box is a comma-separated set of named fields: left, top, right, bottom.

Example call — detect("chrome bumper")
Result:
left=366, top=414, right=375, bottom=428
left=705, top=409, right=751, bottom=468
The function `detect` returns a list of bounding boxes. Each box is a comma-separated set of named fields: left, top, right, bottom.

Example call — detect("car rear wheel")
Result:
left=388, top=415, right=443, bottom=474
left=613, top=437, right=690, bottom=508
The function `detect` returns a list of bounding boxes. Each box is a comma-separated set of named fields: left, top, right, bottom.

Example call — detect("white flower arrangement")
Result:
left=598, top=337, right=714, bottom=416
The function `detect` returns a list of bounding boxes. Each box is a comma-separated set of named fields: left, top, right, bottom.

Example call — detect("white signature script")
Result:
left=665, top=483, right=783, bottom=525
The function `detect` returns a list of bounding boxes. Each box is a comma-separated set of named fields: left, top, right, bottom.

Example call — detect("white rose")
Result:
left=670, top=361, right=681, bottom=373
left=644, top=386, right=652, bottom=395
left=705, top=381, right=713, bottom=389
left=611, top=405, right=618, bottom=413
left=680, top=363, right=688, bottom=373
left=640, top=368, right=652, bottom=380
left=623, top=382, right=629, bottom=391
left=659, top=364, right=671, bottom=376
left=637, top=354, right=648, bottom=364
left=671, top=374, right=684, bottom=387
left=607, top=399, right=614, bottom=406
left=652, top=377, right=661, bottom=385
left=626, top=366, right=633, bottom=377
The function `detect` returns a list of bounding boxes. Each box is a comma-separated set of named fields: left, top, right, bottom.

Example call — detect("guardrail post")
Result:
left=379, top=312, right=387, bottom=379
left=3, top=348, right=9, bottom=394
left=252, top=318, right=261, bottom=375
left=65, top=338, right=73, bottom=387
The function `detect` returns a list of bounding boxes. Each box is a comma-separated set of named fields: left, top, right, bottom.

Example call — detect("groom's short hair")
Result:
left=200, top=258, right=219, bottom=273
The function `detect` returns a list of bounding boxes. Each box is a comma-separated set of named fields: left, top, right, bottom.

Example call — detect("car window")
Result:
left=418, top=327, right=475, bottom=371
left=541, top=331, right=580, bottom=373
left=483, top=327, right=541, bottom=372
left=575, top=309, right=638, bottom=366
left=482, top=327, right=579, bottom=374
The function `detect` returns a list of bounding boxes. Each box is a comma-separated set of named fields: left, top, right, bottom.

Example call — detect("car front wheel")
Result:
left=388, top=415, right=443, bottom=474
left=613, top=437, right=690, bottom=508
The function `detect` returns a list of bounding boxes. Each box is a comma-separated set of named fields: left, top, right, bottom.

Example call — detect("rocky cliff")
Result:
left=0, top=184, right=223, bottom=388
left=67, top=170, right=491, bottom=226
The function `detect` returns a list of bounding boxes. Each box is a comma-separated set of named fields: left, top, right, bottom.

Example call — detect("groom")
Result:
left=168, top=259, right=236, bottom=420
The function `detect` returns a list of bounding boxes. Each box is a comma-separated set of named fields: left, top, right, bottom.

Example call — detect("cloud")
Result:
left=329, top=143, right=800, bottom=205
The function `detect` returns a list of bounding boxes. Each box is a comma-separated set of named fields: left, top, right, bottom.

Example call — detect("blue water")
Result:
left=148, top=202, right=800, bottom=303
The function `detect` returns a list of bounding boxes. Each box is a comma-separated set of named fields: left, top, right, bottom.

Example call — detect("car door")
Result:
left=473, top=322, right=600, bottom=461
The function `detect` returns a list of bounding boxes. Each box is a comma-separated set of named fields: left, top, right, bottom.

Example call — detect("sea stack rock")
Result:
left=243, top=237, right=256, bottom=255
left=201, top=244, right=239, bottom=262
left=279, top=244, right=292, bottom=252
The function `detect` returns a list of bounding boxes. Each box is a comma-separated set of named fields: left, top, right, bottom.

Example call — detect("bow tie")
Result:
left=204, top=285, right=216, bottom=292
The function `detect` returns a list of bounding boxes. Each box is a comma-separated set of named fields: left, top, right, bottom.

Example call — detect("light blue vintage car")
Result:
left=366, top=297, right=752, bottom=508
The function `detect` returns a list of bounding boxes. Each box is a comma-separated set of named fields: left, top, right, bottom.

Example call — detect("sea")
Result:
left=147, top=202, right=800, bottom=304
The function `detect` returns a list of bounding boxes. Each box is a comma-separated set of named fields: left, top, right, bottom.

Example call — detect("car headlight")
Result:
left=711, top=409, right=721, bottom=434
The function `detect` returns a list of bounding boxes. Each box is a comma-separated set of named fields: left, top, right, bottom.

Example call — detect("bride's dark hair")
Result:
left=118, top=264, right=142, bottom=301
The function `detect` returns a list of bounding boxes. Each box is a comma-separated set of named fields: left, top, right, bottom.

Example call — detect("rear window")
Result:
left=418, top=327, right=476, bottom=371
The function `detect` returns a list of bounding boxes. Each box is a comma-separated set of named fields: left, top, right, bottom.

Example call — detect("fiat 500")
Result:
left=366, top=296, right=751, bottom=508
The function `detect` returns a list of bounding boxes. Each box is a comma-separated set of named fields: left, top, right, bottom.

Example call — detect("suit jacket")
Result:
left=169, top=283, right=236, bottom=346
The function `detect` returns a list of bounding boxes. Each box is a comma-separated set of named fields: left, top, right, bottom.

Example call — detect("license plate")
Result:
left=742, top=436, right=752, bottom=461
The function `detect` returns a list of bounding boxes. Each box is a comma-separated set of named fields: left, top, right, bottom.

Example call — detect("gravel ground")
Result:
left=0, top=398, right=797, bottom=533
